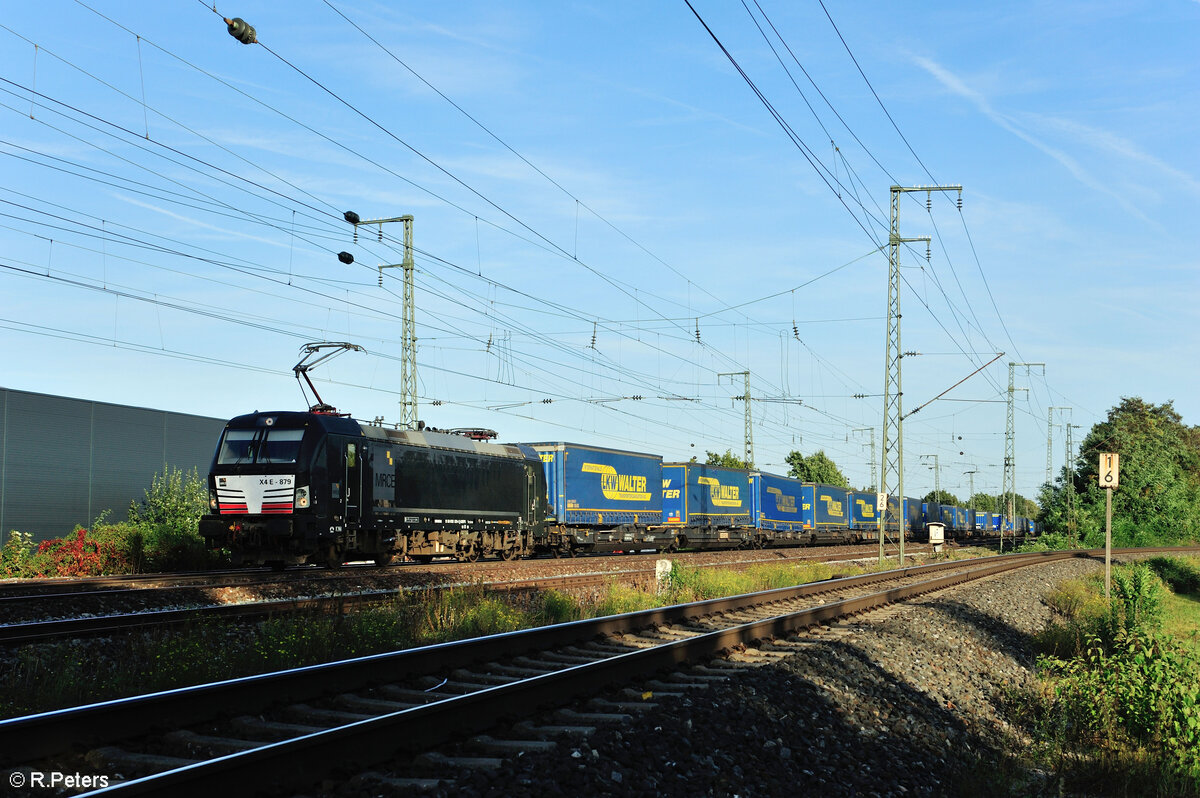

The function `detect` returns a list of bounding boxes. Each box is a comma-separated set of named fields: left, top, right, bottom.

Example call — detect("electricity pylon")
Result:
left=719, top=371, right=753, bottom=467
left=1002, top=361, right=1043, bottom=551
left=881, top=184, right=961, bottom=566
left=345, top=213, right=418, bottom=428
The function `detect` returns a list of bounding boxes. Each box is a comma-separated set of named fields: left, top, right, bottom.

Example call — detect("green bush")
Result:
left=1039, top=630, right=1200, bottom=783
left=1106, top=563, right=1165, bottom=638
left=1024, top=561, right=1200, bottom=794
left=1017, top=531, right=1074, bottom=552
left=127, top=466, right=212, bottom=572
left=1147, top=556, right=1200, bottom=596
left=1, top=531, right=35, bottom=577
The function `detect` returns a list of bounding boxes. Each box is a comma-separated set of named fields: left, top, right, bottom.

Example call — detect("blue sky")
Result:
left=1, top=1, right=1196, bottom=503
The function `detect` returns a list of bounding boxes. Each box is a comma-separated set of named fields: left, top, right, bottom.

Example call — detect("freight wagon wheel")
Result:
left=461, top=547, right=480, bottom=563
left=501, top=547, right=518, bottom=562
left=373, top=552, right=393, bottom=567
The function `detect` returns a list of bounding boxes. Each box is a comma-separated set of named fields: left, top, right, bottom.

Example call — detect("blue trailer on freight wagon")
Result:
left=749, top=474, right=856, bottom=545
left=749, top=471, right=811, bottom=544
left=850, top=491, right=882, bottom=541
left=662, top=462, right=752, bottom=548
left=529, top=442, right=668, bottom=555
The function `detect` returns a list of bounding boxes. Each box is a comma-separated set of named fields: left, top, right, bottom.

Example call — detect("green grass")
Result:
left=1163, top=591, right=1200, bottom=654
left=1012, top=559, right=1200, bottom=796
left=0, top=559, right=854, bottom=720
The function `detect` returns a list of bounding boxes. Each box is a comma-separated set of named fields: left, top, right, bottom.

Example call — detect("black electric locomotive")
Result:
left=199, top=411, right=548, bottom=567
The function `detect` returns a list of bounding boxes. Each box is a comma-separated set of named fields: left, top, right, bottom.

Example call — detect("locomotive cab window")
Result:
left=260, top=429, right=304, bottom=463
left=216, top=427, right=305, bottom=464
left=217, top=429, right=257, bottom=464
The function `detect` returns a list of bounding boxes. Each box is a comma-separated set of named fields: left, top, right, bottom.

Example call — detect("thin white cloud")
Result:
left=911, top=55, right=1153, bottom=224
left=113, top=193, right=293, bottom=250
left=1035, top=116, right=1200, bottom=195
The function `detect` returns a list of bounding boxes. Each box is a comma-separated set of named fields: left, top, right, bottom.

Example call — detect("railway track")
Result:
left=0, top=543, right=933, bottom=599
left=0, top=545, right=940, bottom=642
left=0, top=571, right=648, bottom=645
left=0, top=549, right=1097, bottom=796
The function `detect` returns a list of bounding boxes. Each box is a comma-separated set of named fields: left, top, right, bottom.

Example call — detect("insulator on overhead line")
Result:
left=224, top=17, right=257, bottom=45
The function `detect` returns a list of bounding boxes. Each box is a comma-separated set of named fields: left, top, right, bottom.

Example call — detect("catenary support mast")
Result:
left=880, top=185, right=961, bottom=565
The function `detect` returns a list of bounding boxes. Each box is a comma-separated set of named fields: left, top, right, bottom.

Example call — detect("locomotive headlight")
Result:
left=209, top=489, right=219, bottom=511
left=296, top=486, right=310, bottom=509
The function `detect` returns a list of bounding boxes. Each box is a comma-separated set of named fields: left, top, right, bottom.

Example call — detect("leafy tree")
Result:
left=964, top=492, right=1037, bottom=516
left=705, top=449, right=749, bottom=468
left=1039, top=397, right=1200, bottom=547
left=922, top=490, right=960, bottom=506
left=967, top=493, right=998, bottom=512
left=785, top=450, right=849, bottom=487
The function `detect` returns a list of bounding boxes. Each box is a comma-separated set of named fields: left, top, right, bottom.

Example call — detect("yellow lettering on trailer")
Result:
left=697, top=476, right=741, bottom=507
left=581, top=462, right=651, bottom=501
left=820, top=495, right=844, bottom=517
left=766, top=486, right=797, bottom=513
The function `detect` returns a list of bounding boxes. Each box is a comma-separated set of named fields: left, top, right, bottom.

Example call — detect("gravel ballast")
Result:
left=403, top=557, right=1103, bottom=798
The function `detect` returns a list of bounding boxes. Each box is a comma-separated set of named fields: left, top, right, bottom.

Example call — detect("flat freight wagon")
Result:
left=528, top=442, right=665, bottom=555
left=663, top=463, right=752, bottom=548
left=808, top=483, right=851, bottom=542
left=750, top=471, right=811, bottom=545
left=850, top=490, right=882, bottom=541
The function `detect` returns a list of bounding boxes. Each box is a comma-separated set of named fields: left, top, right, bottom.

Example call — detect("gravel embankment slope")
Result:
left=420, top=557, right=1100, bottom=798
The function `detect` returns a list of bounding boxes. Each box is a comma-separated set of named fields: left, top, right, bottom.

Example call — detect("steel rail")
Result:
left=0, top=547, right=934, bottom=645
left=0, top=571, right=652, bottom=645
left=85, top=552, right=1071, bottom=796
left=0, top=543, right=934, bottom=600
left=0, top=550, right=1070, bottom=767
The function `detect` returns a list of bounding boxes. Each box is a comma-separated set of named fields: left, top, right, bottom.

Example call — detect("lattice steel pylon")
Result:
left=853, top=428, right=877, bottom=490
left=398, top=217, right=417, bottom=429
left=719, top=371, right=753, bottom=467
left=880, top=185, right=960, bottom=565
left=1046, top=406, right=1069, bottom=485
left=348, top=213, right=417, bottom=428
left=1002, top=361, right=1043, bottom=550
left=1065, top=421, right=1080, bottom=543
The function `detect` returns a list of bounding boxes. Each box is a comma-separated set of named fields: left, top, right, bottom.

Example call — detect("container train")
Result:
left=199, top=410, right=1034, bottom=567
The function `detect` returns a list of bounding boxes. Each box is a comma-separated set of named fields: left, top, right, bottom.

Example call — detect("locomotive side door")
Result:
left=344, top=441, right=361, bottom=525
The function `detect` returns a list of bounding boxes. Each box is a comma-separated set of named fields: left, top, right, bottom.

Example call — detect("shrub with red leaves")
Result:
left=31, top=528, right=128, bottom=577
